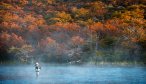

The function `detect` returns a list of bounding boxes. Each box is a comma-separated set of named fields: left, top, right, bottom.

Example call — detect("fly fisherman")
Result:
left=35, top=62, right=41, bottom=78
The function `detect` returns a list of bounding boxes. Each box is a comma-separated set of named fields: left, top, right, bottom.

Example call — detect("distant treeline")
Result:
left=0, top=0, right=146, bottom=64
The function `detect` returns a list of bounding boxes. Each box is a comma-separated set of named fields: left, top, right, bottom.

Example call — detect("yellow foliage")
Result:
left=36, top=19, right=45, bottom=26
left=24, top=14, right=36, bottom=22
left=72, top=7, right=89, bottom=17
left=121, top=8, right=144, bottom=21
left=54, top=12, right=72, bottom=23
left=47, top=0, right=55, bottom=4
left=90, top=1, right=107, bottom=16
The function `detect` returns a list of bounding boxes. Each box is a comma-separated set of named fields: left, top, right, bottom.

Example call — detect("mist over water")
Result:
left=0, top=64, right=146, bottom=84
left=0, top=0, right=146, bottom=84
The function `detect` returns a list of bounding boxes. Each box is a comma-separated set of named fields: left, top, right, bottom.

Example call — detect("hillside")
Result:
left=0, top=0, right=146, bottom=64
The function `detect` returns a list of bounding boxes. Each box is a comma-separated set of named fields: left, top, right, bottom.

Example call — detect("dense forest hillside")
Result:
left=0, top=0, right=146, bottom=64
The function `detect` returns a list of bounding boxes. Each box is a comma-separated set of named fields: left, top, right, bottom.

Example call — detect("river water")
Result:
left=0, top=64, right=146, bottom=84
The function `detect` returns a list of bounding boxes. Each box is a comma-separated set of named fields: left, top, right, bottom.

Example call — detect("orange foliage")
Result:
left=71, top=36, right=84, bottom=46
left=72, top=7, right=89, bottom=17
left=2, top=0, right=28, bottom=5
left=105, top=23, right=117, bottom=31
left=0, top=32, right=11, bottom=41
left=35, top=18, right=45, bottom=26
left=0, top=32, right=25, bottom=47
left=3, top=13, right=19, bottom=22
left=38, top=37, right=58, bottom=53
left=52, top=12, right=72, bottom=23
left=47, top=0, right=55, bottom=4
left=28, top=25, right=38, bottom=32
left=121, top=8, right=144, bottom=21
left=10, top=23, right=19, bottom=28
left=90, top=22, right=104, bottom=32
left=24, top=14, right=36, bottom=23
left=39, top=37, right=57, bottom=47
left=54, top=22, right=80, bottom=31
left=90, top=1, right=107, bottom=16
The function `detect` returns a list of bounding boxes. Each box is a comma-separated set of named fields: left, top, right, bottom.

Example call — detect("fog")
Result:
left=0, top=64, right=146, bottom=84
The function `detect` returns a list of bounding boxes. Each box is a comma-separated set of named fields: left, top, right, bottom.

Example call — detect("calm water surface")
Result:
left=0, top=64, right=146, bottom=84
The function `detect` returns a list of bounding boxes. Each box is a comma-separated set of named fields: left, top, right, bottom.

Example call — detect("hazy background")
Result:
left=0, top=0, right=146, bottom=65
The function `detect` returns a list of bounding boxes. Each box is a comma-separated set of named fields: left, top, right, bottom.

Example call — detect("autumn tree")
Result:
left=51, top=12, right=72, bottom=23
left=89, top=1, right=107, bottom=21
left=0, top=32, right=25, bottom=47
left=8, top=45, right=33, bottom=62
left=71, top=7, right=89, bottom=20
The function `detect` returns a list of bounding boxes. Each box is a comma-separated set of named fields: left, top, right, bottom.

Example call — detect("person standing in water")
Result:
left=35, top=62, right=41, bottom=78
